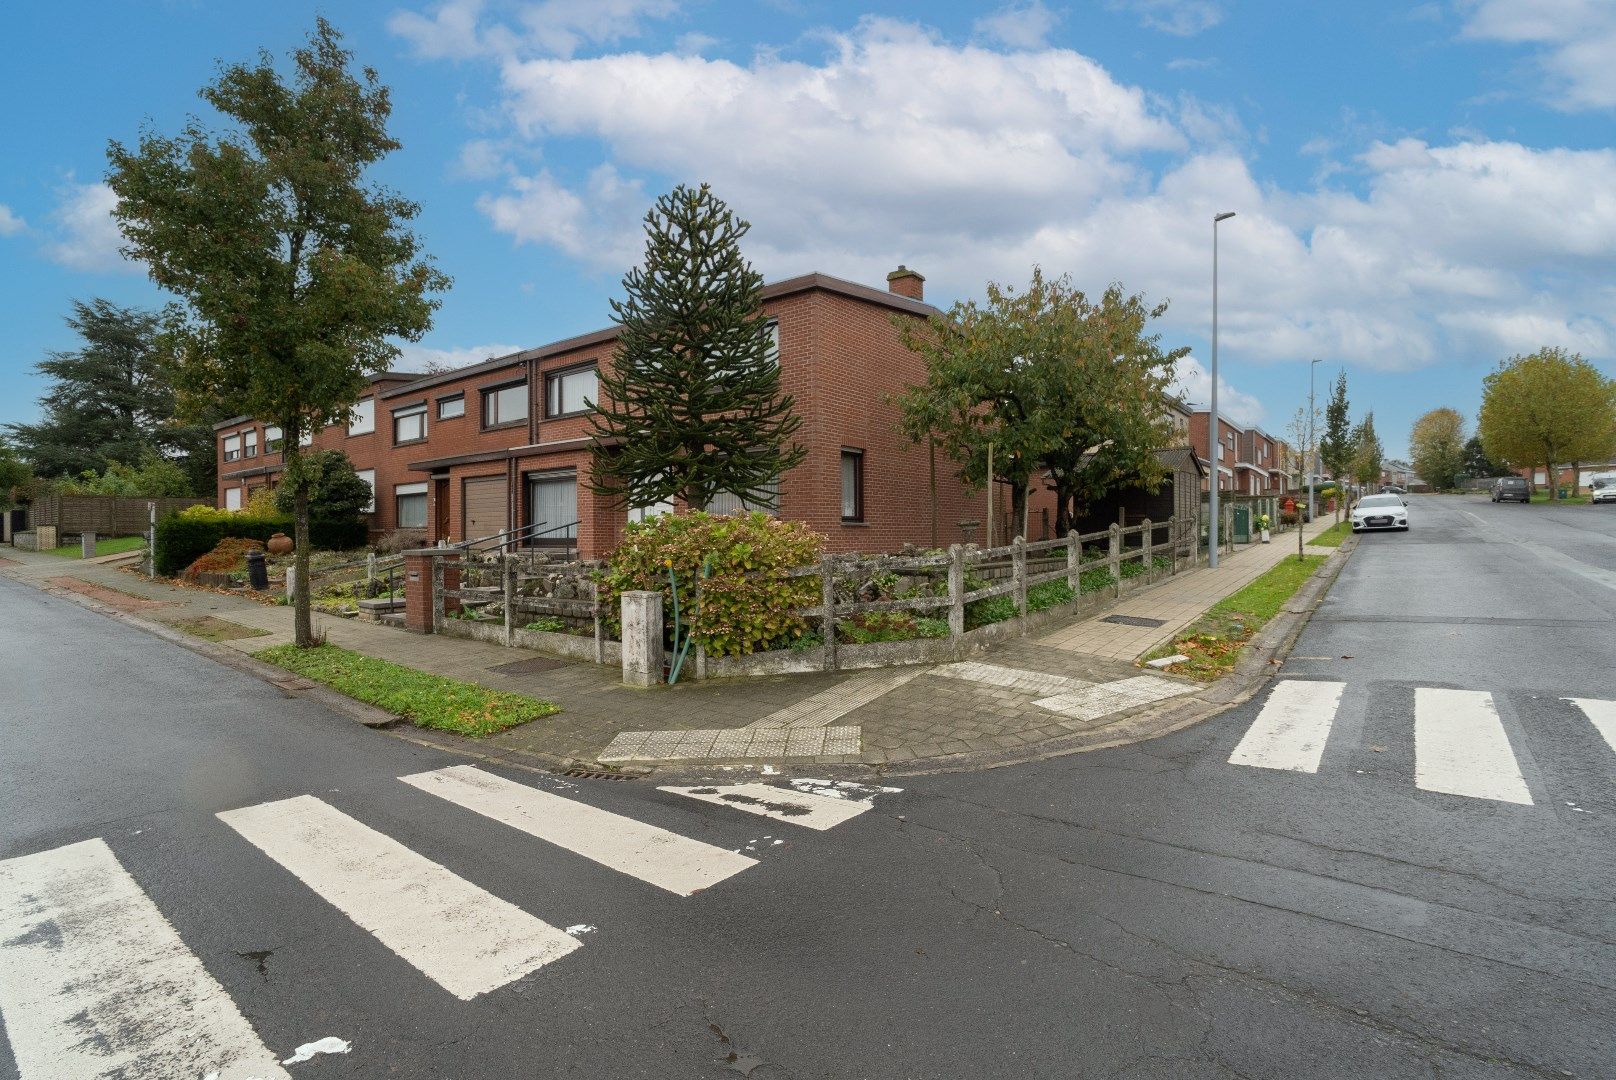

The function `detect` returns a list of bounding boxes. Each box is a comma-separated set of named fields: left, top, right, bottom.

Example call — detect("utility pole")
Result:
left=1307, top=357, right=1322, bottom=528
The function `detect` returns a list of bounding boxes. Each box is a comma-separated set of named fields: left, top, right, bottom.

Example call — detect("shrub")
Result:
left=1027, top=579, right=1075, bottom=612
left=838, top=611, right=949, bottom=644
left=1079, top=566, right=1116, bottom=593
left=966, top=593, right=1016, bottom=629
left=154, top=504, right=367, bottom=575
left=273, top=449, right=372, bottom=523
left=597, top=510, right=824, bottom=657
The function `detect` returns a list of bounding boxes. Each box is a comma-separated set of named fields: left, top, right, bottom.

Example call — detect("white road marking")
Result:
left=932, top=661, right=1093, bottom=697
left=1565, top=698, right=1616, bottom=757
left=1415, top=689, right=1533, bottom=805
left=218, top=794, right=579, bottom=1000
left=0, top=838, right=290, bottom=1080
left=402, top=765, right=756, bottom=896
left=660, top=783, right=873, bottom=830
left=1228, top=680, right=1346, bottom=773
left=748, top=668, right=925, bottom=729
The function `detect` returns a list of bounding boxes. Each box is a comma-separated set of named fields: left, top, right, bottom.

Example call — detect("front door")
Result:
left=433, top=478, right=450, bottom=541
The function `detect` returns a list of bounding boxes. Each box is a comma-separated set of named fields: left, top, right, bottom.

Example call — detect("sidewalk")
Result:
left=1040, top=516, right=1338, bottom=660
left=3, top=522, right=1344, bottom=773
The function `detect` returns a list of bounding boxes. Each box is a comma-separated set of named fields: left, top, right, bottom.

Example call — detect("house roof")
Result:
left=211, top=372, right=414, bottom=430
left=1156, top=446, right=1205, bottom=477
left=378, top=271, right=941, bottom=400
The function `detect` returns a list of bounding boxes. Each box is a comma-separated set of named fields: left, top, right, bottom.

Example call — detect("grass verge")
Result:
left=174, top=616, right=271, bottom=642
left=1529, top=491, right=1591, bottom=504
left=255, top=643, right=559, bottom=736
left=46, top=535, right=147, bottom=559
left=1142, top=554, right=1328, bottom=681
left=1307, top=521, right=1350, bottom=548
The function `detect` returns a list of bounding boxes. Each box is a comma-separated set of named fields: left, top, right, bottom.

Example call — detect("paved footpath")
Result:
left=3, top=522, right=1341, bottom=772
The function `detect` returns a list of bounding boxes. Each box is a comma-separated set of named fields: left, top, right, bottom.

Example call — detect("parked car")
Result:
left=1351, top=493, right=1409, bottom=532
left=1490, top=476, right=1530, bottom=503
left=1592, top=474, right=1616, bottom=505
left=1380, top=484, right=1407, bottom=495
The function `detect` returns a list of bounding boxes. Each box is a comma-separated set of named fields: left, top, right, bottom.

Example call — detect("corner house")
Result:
left=214, top=268, right=1045, bottom=558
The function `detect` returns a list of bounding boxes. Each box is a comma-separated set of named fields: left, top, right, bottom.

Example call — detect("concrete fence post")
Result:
left=367, top=552, right=378, bottom=583
left=620, top=590, right=664, bottom=687
left=590, top=580, right=605, bottom=666
left=430, top=557, right=444, bottom=631
left=81, top=531, right=96, bottom=560
left=947, top=544, right=966, bottom=656
left=285, top=565, right=298, bottom=602
left=692, top=577, right=707, bottom=682
left=1169, top=515, right=1179, bottom=576
left=1012, top=536, right=1028, bottom=635
left=819, top=554, right=839, bottom=672
left=502, top=555, right=516, bottom=647
left=1108, top=523, right=1121, bottom=597
left=1141, top=518, right=1153, bottom=584
left=1065, top=530, right=1080, bottom=592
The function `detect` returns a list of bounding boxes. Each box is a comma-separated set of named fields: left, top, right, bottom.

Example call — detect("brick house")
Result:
left=214, top=268, right=1025, bottom=559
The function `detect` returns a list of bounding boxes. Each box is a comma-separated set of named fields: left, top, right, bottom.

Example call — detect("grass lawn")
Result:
left=1143, top=554, right=1328, bottom=680
left=174, top=616, right=271, bottom=642
left=1529, top=491, right=1592, bottom=504
left=1307, top=521, right=1351, bottom=548
left=45, top=535, right=148, bottom=558
left=256, top=643, right=559, bottom=736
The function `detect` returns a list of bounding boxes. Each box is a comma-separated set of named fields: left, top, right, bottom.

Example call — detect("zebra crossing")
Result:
left=1227, top=679, right=1616, bottom=807
left=0, top=766, right=893, bottom=1078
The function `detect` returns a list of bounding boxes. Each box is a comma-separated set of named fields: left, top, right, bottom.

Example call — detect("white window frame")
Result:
left=355, top=469, right=376, bottom=513
left=347, top=397, right=376, bottom=436
left=224, top=486, right=243, bottom=511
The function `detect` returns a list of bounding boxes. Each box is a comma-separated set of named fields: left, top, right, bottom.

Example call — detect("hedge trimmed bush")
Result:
left=154, top=505, right=367, bottom=576
left=597, top=511, right=824, bottom=657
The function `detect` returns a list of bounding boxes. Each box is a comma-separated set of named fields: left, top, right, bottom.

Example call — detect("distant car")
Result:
left=1491, top=476, right=1530, bottom=503
left=1380, top=484, right=1407, bottom=495
left=1592, top=475, right=1616, bottom=505
left=1351, top=493, right=1409, bottom=532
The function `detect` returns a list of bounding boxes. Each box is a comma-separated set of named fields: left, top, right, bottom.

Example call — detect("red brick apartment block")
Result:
left=216, top=268, right=1061, bottom=559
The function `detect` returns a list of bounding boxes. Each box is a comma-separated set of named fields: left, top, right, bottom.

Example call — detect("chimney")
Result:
left=886, top=265, right=925, bottom=301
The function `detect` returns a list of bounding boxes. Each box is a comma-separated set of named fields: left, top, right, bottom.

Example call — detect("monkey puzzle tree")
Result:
left=107, top=19, right=448, bottom=645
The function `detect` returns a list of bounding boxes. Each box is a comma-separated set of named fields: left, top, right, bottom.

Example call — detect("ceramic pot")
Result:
left=266, top=532, right=294, bottom=555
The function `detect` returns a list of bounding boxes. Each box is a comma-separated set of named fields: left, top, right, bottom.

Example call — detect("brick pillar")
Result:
left=403, top=550, right=461, bottom=634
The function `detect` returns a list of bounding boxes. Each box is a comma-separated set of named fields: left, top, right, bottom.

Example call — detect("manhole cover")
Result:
left=1101, top=614, right=1167, bottom=628
left=488, top=656, right=569, bottom=676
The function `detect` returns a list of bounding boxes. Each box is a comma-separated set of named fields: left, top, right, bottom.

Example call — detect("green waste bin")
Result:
left=1232, top=505, right=1251, bottom=544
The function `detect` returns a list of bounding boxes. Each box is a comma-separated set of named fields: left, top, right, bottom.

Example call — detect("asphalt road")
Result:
left=2, top=494, right=1612, bottom=1079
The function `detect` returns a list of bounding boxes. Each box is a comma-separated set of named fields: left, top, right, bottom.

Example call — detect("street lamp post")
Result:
left=1307, top=358, right=1323, bottom=524
left=1209, top=211, right=1235, bottom=569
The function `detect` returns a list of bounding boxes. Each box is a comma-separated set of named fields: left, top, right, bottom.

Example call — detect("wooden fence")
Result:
left=31, top=494, right=208, bottom=536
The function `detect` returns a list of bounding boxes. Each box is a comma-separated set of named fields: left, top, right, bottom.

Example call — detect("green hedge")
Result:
left=154, top=508, right=368, bottom=576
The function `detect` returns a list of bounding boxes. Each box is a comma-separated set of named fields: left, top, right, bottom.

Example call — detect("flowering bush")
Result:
left=597, top=511, right=825, bottom=657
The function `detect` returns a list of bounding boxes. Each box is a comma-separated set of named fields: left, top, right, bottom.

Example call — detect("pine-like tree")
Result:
left=1350, top=412, right=1384, bottom=487
left=589, top=184, right=805, bottom=512
left=1318, top=369, right=1352, bottom=481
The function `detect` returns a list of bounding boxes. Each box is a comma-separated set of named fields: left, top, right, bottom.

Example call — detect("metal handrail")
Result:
left=458, top=518, right=582, bottom=562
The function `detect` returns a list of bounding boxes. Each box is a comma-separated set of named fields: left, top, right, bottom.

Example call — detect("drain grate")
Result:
left=488, top=656, right=569, bottom=676
left=561, top=768, right=635, bottom=781
left=1100, top=614, right=1167, bottom=628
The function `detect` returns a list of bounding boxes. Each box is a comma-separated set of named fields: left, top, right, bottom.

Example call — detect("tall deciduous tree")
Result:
left=1350, top=412, right=1383, bottom=487
left=1318, top=369, right=1352, bottom=481
left=107, top=18, right=448, bottom=646
left=1409, top=407, right=1466, bottom=490
left=589, top=183, right=806, bottom=512
left=4, top=299, right=217, bottom=485
left=1479, top=347, right=1616, bottom=501
left=1463, top=435, right=1508, bottom=478
left=896, top=269, right=1182, bottom=539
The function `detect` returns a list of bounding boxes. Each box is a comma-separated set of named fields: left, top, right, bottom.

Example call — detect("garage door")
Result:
left=462, top=476, right=508, bottom=542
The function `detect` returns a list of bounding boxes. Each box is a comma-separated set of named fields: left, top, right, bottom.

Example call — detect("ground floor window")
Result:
left=224, top=487, right=242, bottom=511
left=841, top=449, right=864, bottom=522
left=396, top=482, right=428, bottom=529
left=526, top=471, right=578, bottom=542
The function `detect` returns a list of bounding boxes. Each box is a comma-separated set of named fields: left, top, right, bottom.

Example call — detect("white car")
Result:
left=1592, top=475, right=1616, bottom=504
left=1351, top=493, right=1409, bottom=532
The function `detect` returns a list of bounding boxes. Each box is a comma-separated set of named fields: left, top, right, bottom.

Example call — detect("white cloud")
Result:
left=1109, top=0, right=1225, bottom=36
left=0, top=204, right=25, bottom=236
left=973, top=2, right=1061, bottom=49
left=395, top=341, right=525, bottom=372
left=405, top=11, right=1616, bottom=379
left=391, top=0, right=681, bottom=60
left=674, top=31, right=718, bottom=55
left=44, top=182, right=134, bottom=272
left=1459, top=0, right=1616, bottom=110
left=453, top=138, right=514, bottom=180
left=1165, top=56, right=1217, bottom=71
left=1169, top=356, right=1265, bottom=427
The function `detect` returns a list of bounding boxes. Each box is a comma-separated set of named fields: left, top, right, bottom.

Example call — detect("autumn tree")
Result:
left=1318, top=369, right=1353, bottom=480
left=589, top=183, right=805, bottom=512
left=896, top=268, right=1182, bottom=539
left=1350, top=412, right=1383, bottom=488
left=1479, top=348, right=1616, bottom=501
left=107, top=19, right=448, bottom=645
left=1408, top=407, right=1466, bottom=491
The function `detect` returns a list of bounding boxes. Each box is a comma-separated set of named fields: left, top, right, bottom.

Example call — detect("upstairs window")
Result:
left=347, top=398, right=375, bottom=436
left=393, top=403, right=428, bottom=444
left=545, top=365, right=597, bottom=418
left=242, top=428, right=258, bottom=458
left=265, top=426, right=283, bottom=453
left=222, top=434, right=241, bottom=462
left=482, top=381, right=527, bottom=428
left=438, top=394, right=465, bottom=420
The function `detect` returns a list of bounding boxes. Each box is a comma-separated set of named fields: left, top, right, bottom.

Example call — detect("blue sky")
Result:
left=4, top=0, right=1614, bottom=459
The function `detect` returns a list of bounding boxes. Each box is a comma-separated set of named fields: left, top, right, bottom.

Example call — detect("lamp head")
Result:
left=1214, top=211, right=1236, bottom=222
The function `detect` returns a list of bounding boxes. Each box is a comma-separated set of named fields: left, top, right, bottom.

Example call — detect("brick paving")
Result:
left=3, top=524, right=1340, bottom=768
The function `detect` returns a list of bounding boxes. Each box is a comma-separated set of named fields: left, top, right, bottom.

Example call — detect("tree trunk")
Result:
left=285, top=442, right=314, bottom=648
left=928, top=437, right=938, bottom=549
left=1571, top=461, right=1581, bottom=497
left=1010, top=483, right=1027, bottom=543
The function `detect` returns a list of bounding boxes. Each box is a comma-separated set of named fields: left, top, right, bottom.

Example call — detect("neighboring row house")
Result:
left=216, top=268, right=1008, bottom=560
left=1186, top=412, right=1288, bottom=495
